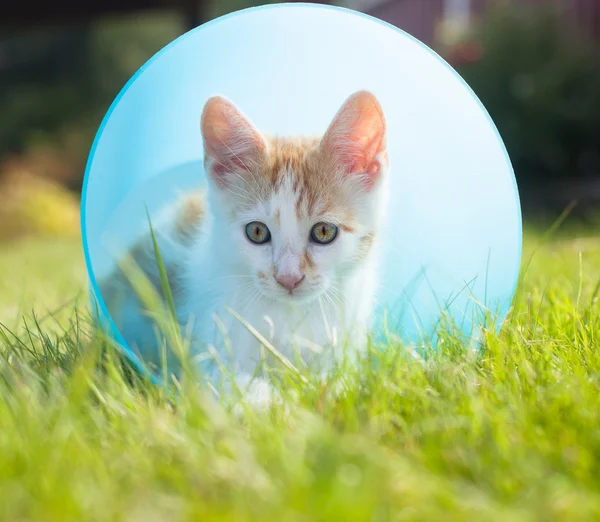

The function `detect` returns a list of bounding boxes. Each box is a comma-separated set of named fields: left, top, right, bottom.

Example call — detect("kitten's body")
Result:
left=99, top=92, right=390, bottom=388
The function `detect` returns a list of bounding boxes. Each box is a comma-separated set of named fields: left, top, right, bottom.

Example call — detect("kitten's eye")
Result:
left=310, top=222, right=338, bottom=245
left=245, top=221, right=271, bottom=244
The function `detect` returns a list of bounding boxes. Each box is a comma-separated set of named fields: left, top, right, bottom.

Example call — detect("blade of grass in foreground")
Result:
left=226, top=306, right=309, bottom=385
left=146, top=207, right=178, bottom=325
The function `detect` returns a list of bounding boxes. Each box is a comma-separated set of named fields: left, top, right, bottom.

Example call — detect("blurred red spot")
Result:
left=448, top=41, right=484, bottom=65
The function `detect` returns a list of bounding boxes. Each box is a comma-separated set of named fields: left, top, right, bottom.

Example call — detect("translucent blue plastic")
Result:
left=81, top=3, right=522, bottom=380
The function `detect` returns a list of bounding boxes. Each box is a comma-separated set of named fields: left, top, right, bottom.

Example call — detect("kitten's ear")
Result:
left=320, top=91, right=388, bottom=189
left=201, top=96, right=266, bottom=187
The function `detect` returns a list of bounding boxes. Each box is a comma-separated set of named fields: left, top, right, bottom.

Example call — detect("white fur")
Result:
left=176, top=157, right=389, bottom=389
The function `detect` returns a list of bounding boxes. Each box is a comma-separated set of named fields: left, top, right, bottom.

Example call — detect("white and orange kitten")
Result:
left=101, top=90, right=390, bottom=392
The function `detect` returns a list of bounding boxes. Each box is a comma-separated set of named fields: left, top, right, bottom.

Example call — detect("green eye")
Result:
left=311, top=222, right=338, bottom=244
left=246, top=221, right=271, bottom=244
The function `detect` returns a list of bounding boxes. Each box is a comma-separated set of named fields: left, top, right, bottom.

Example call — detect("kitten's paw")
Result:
left=232, top=374, right=281, bottom=411
left=245, top=378, right=279, bottom=410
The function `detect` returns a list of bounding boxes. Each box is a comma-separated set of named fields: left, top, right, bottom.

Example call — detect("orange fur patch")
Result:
left=230, top=135, right=367, bottom=224
left=355, top=231, right=375, bottom=263
left=174, top=192, right=205, bottom=244
left=300, top=249, right=316, bottom=272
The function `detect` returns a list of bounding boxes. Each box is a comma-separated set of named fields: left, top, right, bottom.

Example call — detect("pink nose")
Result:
left=276, top=273, right=305, bottom=292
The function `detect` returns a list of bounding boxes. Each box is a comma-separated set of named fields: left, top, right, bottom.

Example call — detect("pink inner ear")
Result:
left=322, top=91, right=388, bottom=188
left=201, top=96, right=266, bottom=185
left=344, top=132, right=387, bottom=179
left=211, top=153, right=254, bottom=178
left=211, top=159, right=244, bottom=179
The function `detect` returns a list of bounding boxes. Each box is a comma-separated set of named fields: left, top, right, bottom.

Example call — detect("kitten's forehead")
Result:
left=263, top=136, right=353, bottom=216
left=223, top=135, right=368, bottom=227
left=265, top=135, right=320, bottom=182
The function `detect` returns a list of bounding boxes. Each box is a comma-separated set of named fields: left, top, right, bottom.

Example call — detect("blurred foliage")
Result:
left=0, top=12, right=186, bottom=189
left=0, top=2, right=285, bottom=193
left=206, top=0, right=283, bottom=19
left=0, top=26, right=88, bottom=157
left=452, top=3, right=600, bottom=182
left=0, top=170, right=80, bottom=241
left=1, top=0, right=599, bottom=205
left=0, top=2, right=288, bottom=241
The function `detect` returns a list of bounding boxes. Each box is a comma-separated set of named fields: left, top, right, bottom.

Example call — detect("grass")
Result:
left=0, top=236, right=86, bottom=327
left=1, top=222, right=600, bottom=521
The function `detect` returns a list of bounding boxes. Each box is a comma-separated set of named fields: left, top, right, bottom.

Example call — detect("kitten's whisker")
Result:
left=317, top=296, right=332, bottom=341
left=321, top=292, right=338, bottom=321
left=219, top=182, right=258, bottom=204
left=223, top=188, right=255, bottom=203
left=209, top=160, right=263, bottom=205
left=213, top=132, right=254, bottom=174
left=243, top=289, right=264, bottom=318
left=236, top=283, right=262, bottom=314
left=230, top=171, right=264, bottom=202
left=225, top=181, right=258, bottom=199
left=326, top=284, right=344, bottom=307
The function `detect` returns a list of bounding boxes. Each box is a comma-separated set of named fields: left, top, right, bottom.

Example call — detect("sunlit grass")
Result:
left=0, top=237, right=86, bottom=328
left=1, top=222, right=600, bottom=521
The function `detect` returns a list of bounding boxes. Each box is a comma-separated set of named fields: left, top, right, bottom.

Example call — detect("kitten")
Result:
left=99, top=90, right=390, bottom=391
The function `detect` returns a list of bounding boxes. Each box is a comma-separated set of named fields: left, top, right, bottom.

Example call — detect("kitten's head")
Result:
left=200, top=90, right=389, bottom=304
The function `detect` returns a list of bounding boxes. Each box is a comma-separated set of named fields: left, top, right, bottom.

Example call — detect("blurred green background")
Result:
left=0, top=0, right=598, bottom=241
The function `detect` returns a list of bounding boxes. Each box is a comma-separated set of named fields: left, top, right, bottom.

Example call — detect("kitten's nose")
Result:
left=276, top=273, right=305, bottom=292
